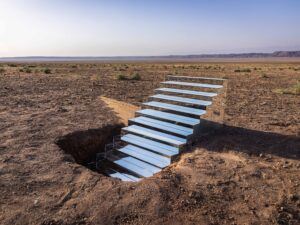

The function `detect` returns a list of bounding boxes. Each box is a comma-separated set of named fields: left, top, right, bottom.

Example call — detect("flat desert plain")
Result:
left=0, top=61, right=299, bottom=225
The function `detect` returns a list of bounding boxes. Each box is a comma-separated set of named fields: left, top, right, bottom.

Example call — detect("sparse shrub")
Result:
left=234, top=68, right=251, bottom=73
left=131, top=73, right=141, bottom=80
left=261, top=73, right=269, bottom=78
left=0, top=68, right=5, bottom=73
left=274, top=82, right=300, bottom=95
left=295, top=83, right=300, bottom=94
left=71, top=65, right=77, bottom=68
left=117, top=74, right=127, bottom=80
left=25, top=68, right=32, bottom=73
left=28, top=65, right=36, bottom=68
left=44, top=68, right=51, bottom=74
left=8, top=64, right=17, bottom=67
left=19, top=68, right=24, bottom=72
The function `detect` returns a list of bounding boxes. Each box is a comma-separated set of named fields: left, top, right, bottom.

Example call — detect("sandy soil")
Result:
left=0, top=62, right=299, bottom=225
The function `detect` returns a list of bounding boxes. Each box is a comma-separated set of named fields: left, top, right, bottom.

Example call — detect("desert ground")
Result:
left=0, top=61, right=299, bottom=225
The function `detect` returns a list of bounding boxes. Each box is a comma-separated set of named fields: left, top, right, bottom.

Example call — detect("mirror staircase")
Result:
left=97, top=75, right=226, bottom=182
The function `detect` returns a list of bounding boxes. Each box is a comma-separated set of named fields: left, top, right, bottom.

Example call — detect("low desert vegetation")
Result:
left=131, top=73, right=141, bottom=80
left=116, top=73, right=141, bottom=81
left=19, top=67, right=32, bottom=73
left=274, top=82, right=300, bottom=95
left=25, top=68, right=32, bottom=73
left=261, top=73, right=269, bottom=78
left=44, top=68, right=51, bottom=74
left=234, top=68, right=251, bottom=73
left=0, top=68, right=5, bottom=73
left=116, top=74, right=127, bottom=80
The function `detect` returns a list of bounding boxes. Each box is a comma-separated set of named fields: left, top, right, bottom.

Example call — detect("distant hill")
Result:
left=0, top=51, right=300, bottom=62
left=271, top=51, right=300, bottom=57
left=165, top=51, right=300, bottom=59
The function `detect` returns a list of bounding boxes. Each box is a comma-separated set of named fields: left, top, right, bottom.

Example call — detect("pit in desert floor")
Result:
left=56, top=124, right=124, bottom=176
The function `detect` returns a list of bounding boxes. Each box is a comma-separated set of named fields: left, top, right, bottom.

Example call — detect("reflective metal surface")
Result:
left=130, top=116, right=193, bottom=136
left=161, top=81, right=223, bottom=89
left=151, top=94, right=212, bottom=106
left=143, top=101, right=206, bottom=116
left=137, top=109, right=200, bottom=126
left=123, top=125, right=186, bottom=146
left=156, top=87, right=217, bottom=97
left=121, top=134, right=179, bottom=156
left=118, top=145, right=170, bottom=168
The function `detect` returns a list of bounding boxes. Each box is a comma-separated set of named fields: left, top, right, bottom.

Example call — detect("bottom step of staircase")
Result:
left=107, top=169, right=141, bottom=182
left=107, top=155, right=161, bottom=178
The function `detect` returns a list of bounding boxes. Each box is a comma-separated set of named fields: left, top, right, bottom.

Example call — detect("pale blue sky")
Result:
left=0, top=0, right=299, bottom=57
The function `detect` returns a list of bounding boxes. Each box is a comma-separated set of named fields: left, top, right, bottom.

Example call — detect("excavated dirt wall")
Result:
left=56, top=124, right=123, bottom=165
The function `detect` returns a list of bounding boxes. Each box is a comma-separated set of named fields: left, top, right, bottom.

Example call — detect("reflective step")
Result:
left=111, top=156, right=161, bottom=177
left=161, top=81, right=223, bottom=89
left=143, top=101, right=206, bottom=116
left=129, top=116, right=193, bottom=137
left=151, top=94, right=212, bottom=106
left=167, top=75, right=225, bottom=82
left=156, top=87, right=217, bottom=98
left=118, top=145, right=170, bottom=168
left=108, top=169, right=141, bottom=182
left=136, top=109, right=200, bottom=126
left=122, top=125, right=186, bottom=146
left=121, top=134, right=179, bottom=157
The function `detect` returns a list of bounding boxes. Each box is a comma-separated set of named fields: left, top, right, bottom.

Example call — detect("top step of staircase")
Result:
left=167, top=75, right=225, bottom=81
left=161, top=81, right=223, bottom=89
left=167, top=75, right=225, bottom=85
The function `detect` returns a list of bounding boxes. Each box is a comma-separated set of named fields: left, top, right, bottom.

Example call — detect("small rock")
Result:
left=186, top=158, right=192, bottom=163
left=289, top=194, right=299, bottom=201
left=34, top=199, right=39, bottom=205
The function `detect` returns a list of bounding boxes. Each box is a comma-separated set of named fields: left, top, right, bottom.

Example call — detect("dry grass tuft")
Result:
left=274, top=82, right=300, bottom=95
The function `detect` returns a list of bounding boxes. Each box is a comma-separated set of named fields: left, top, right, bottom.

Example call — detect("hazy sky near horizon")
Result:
left=1, top=0, right=300, bottom=57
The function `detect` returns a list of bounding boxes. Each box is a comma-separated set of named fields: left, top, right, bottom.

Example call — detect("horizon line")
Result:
left=1, top=50, right=300, bottom=59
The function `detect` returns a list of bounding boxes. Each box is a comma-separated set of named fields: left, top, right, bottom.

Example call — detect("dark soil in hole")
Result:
left=55, top=123, right=123, bottom=172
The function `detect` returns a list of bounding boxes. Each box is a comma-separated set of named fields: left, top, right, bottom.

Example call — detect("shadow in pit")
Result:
left=55, top=124, right=123, bottom=170
left=194, top=122, right=300, bottom=160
